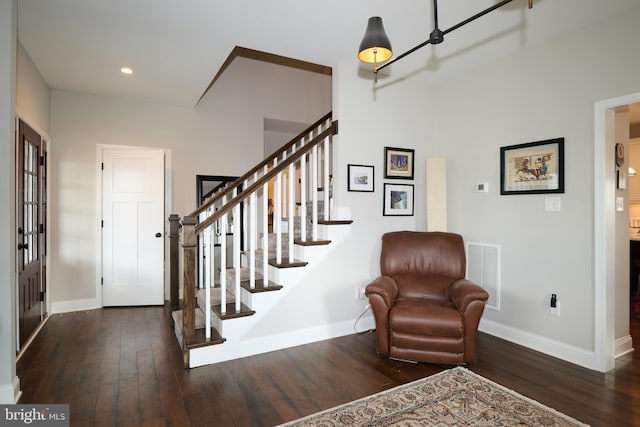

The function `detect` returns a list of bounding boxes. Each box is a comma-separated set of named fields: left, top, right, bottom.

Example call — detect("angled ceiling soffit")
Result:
left=196, top=46, right=332, bottom=107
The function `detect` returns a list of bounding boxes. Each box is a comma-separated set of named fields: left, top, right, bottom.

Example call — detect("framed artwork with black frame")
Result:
left=347, top=164, right=375, bottom=192
left=384, top=147, right=414, bottom=180
left=500, top=138, right=564, bottom=195
left=383, top=183, right=414, bottom=216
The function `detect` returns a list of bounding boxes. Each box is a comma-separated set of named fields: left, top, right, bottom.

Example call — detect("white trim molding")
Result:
left=51, top=298, right=100, bottom=314
left=479, top=318, right=595, bottom=370
left=615, top=335, right=634, bottom=359
left=0, top=376, right=21, bottom=404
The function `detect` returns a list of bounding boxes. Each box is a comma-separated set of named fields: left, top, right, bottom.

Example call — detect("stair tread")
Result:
left=318, top=219, right=353, bottom=225
left=294, top=238, right=331, bottom=246
left=240, top=279, right=283, bottom=293
left=187, top=329, right=226, bottom=349
left=268, top=258, right=308, bottom=268
left=172, top=309, right=225, bottom=349
left=213, top=302, right=256, bottom=320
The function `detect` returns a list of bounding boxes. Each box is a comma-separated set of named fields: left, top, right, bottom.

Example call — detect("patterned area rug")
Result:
left=279, top=367, right=589, bottom=426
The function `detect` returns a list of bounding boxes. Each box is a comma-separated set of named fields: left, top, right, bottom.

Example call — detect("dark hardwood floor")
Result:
left=17, top=306, right=640, bottom=427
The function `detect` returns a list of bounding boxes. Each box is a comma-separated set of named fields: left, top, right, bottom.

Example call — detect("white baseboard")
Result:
left=0, top=376, right=21, bottom=404
left=51, top=298, right=101, bottom=314
left=479, top=318, right=596, bottom=370
left=13, top=377, right=21, bottom=404
left=614, top=334, right=634, bottom=358
left=190, top=314, right=376, bottom=368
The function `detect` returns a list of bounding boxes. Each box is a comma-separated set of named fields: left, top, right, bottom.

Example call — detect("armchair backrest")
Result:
left=380, top=231, right=466, bottom=300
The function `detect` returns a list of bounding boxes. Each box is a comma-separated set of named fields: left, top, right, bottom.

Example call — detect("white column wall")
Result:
left=0, top=0, right=19, bottom=404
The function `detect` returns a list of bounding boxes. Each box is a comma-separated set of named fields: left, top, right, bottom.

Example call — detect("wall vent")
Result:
left=466, top=242, right=501, bottom=311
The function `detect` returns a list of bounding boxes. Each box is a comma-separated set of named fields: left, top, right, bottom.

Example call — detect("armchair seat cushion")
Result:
left=390, top=298, right=463, bottom=337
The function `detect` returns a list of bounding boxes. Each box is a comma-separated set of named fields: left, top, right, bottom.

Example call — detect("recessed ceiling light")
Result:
left=120, top=67, right=133, bottom=75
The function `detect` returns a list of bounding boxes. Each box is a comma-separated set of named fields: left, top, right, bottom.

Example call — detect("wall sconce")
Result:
left=358, top=0, right=534, bottom=82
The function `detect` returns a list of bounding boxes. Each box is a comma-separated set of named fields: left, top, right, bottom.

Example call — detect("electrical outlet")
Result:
left=549, top=301, right=561, bottom=316
left=355, top=285, right=367, bottom=299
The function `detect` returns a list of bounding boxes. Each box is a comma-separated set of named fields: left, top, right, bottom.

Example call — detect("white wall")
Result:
left=16, top=42, right=50, bottom=135
left=0, top=0, right=18, bottom=404
left=49, top=58, right=330, bottom=306
left=430, top=5, right=640, bottom=364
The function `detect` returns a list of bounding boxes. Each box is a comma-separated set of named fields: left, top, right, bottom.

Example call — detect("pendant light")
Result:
left=358, top=0, right=534, bottom=82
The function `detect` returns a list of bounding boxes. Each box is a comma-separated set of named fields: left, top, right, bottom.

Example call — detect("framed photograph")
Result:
left=383, top=183, right=414, bottom=216
left=384, top=147, right=414, bottom=179
left=500, top=138, right=564, bottom=195
left=347, top=164, right=374, bottom=192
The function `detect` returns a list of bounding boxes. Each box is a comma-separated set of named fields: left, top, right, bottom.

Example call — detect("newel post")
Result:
left=168, top=214, right=181, bottom=312
left=181, top=215, right=198, bottom=368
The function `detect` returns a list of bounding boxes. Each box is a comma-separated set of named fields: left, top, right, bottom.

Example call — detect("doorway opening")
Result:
left=595, top=91, right=640, bottom=372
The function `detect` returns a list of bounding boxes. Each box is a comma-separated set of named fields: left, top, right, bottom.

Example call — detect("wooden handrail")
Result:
left=188, top=111, right=333, bottom=218
left=195, top=120, right=337, bottom=235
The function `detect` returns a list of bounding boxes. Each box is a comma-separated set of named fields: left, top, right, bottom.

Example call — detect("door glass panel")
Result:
left=22, top=137, right=39, bottom=267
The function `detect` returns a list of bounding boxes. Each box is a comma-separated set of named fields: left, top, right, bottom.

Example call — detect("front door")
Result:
left=17, top=120, right=46, bottom=347
left=101, top=148, right=165, bottom=306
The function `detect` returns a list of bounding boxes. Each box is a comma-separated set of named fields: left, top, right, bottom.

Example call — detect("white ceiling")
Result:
left=16, top=0, right=638, bottom=108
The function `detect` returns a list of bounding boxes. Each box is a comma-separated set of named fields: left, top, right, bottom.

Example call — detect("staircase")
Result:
left=168, top=112, right=352, bottom=368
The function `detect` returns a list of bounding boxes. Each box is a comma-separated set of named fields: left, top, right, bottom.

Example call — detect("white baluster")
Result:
left=288, top=160, right=295, bottom=262
left=205, top=221, right=213, bottom=339
left=233, top=202, right=241, bottom=312
left=243, top=179, right=249, bottom=250
left=198, top=226, right=205, bottom=290
left=311, top=144, right=318, bottom=241
left=220, top=210, right=227, bottom=315
left=323, top=131, right=331, bottom=221
left=249, top=178, right=257, bottom=290
left=299, top=137, right=307, bottom=243
left=262, top=165, right=269, bottom=288
left=275, top=159, right=282, bottom=265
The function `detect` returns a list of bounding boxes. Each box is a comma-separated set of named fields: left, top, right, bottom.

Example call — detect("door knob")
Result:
left=155, top=232, right=162, bottom=238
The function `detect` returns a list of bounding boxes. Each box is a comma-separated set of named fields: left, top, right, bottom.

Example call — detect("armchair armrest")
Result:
left=365, top=276, right=398, bottom=308
left=450, top=279, right=489, bottom=314
left=365, top=276, right=398, bottom=356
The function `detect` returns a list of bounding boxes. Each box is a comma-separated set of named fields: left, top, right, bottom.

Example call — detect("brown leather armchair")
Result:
left=366, top=231, right=489, bottom=364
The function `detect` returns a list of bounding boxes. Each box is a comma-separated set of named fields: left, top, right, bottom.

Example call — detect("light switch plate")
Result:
left=616, top=196, right=624, bottom=212
left=544, top=196, right=561, bottom=212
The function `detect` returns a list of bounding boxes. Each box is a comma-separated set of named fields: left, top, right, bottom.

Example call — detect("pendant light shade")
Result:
left=358, top=17, right=393, bottom=64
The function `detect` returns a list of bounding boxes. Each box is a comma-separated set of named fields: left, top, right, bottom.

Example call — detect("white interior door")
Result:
left=102, top=148, right=165, bottom=306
